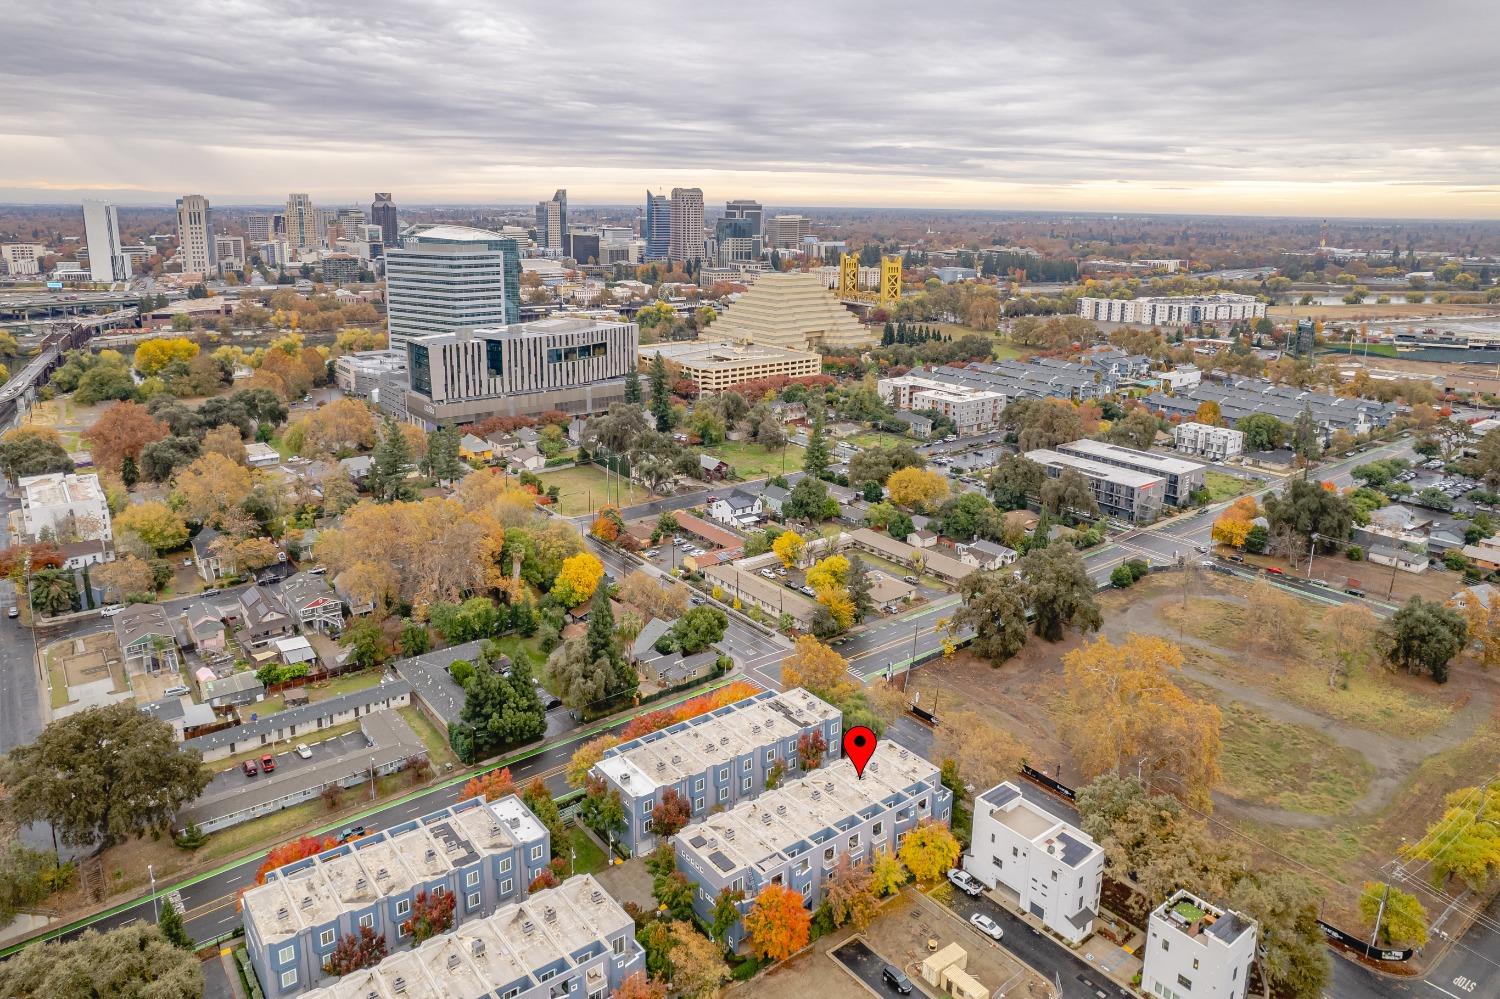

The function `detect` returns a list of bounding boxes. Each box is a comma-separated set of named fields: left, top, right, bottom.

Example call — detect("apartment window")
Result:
left=1078, top=876, right=1084, bottom=889
left=695, top=777, right=704, bottom=792
left=433, top=885, right=445, bottom=896
left=1192, top=959, right=1199, bottom=970
left=278, top=946, right=294, bottom=965
left=642, top=799, right=654, bottom=816
left=848, top=833, right=860, bottom=850
left=359, top=914, right=374, bottom=929
left=467, top=870, right=480, bottom=887
left=398, top=923, right=409, bottom=938
left=396, top=898, right=411, bottom=917
left=468, top=891, right=481, bottom=910
left=501, top=878, right=513, bottom=894
left=500, top=857, right=512, bottom=873
left=280, top=970, right=298, bottom=989
left=531, top=845, right=545, bottom=861
left=719, top=787, right=729, bottom=802
left=693, top=797, right=703, bottom=811
left=742, top=758, right=751, bottom=772
left=765, top=749, right=775, bottom=763
left=612, top=935, right=626, bottom=955
left=795, top=858, right=809, bottom=875
left=824, top=847, right=835, bottom=864
left=319, top=929, right=335, bottom=948
left=1160, top=938, right=1169, bottom=951
left=741, top=775, right=752, bottom=792
left=719, top=766, right=729, bottom=781
left=873, top=822, right=883, bottom=837
left=918, top=797, right=928, bottom=810
left=504, top=990, right=521, bottom=999
left=1012, top=847, right=1019, bottom=858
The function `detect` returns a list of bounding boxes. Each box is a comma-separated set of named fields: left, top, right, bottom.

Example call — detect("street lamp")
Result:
left=148, top=864, right=159, bottom=922
left=1307, top=532, right=1320, bottom=579
left=369, top=755, right=377, bottom=800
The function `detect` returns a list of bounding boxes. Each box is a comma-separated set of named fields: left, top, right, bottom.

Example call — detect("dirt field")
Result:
left=909, top=573, right=1500, bottom=921
left=1336, top=354, right=1500, bottom=397
left=1269, top=302, right=1500, bottom=322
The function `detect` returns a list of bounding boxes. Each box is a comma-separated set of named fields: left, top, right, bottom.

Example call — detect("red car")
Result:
left=261, top=754, right=276, bottom=773
left=1264, top=566, right=1285, bottom=576
left=242, top=760, right=258, bottom=777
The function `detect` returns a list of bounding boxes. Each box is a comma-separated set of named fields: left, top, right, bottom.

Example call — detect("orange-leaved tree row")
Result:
left=255, top=834, right=339, bottom=886
left=457, top=766, right=517, bottom=804
left=616, top=681, right=760, bottom=741
left=742, top=882, right=811, bottom=963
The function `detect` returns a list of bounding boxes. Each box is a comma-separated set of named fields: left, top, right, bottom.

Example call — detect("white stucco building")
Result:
left=1142, top=890, right=1258, bottom=999
left=1173, top=422, right=1244, bottom=461
left=18, top=472, right=112, bottom=545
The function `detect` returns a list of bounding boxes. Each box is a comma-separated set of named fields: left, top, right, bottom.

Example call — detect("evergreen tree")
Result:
left=648, top=354, right=672, bottom=432
left=120, top=455, right=138, bottom=488
left=1291, top=410, right=1321, bottom=460
left=624, top=368, right=642, bottom=405
left=424, top=426, right=462, bottom=482
left=369, top=417, right=415, bottom=501
left=157, top=900, right=192, bottom=950
left=585, top=584, right=618, bottom=668
left=803, top=411, right=831, bottom=481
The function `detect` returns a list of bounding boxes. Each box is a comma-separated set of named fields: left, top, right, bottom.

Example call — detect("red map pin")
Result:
left=843, top=726, right=877, bottom=779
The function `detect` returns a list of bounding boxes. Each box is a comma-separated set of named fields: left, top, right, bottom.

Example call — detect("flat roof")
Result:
left=978, top=782, right=1100, bottom=870
left=1056, top=438, right=1203, bottom=476
left=642, top=340, right=819, bottom=368
left=1024, top=449, right=1163, bottom=490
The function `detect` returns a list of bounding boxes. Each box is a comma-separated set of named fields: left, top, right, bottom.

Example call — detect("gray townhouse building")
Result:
left=1025, top=448, right=1166, bottom=524
left=243, top=794, right=550, bottom=997
left=1054, top=438, right=1205, bottom=508
left=296, top=875, right=645, bottom=999
left=674, top=739, right=950, bottom=951
left=591, top=688, right=842, bottom=856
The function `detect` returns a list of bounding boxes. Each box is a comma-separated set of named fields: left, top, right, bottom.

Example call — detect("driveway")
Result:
left=830, top=939, right=903, bottom=995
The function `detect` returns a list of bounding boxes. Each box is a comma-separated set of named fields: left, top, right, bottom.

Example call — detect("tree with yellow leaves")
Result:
left=805, top=554, right=849, bottom=592
left=1210, top=494, right=1259, bottom=549
left=132, top=337, right=199, bottom=376
left=780, top=635, right=856, bottom=703
left=552, top=551, right=604, bottom=607
left=1456, top=596, right=1500, bottom=670
left=897, top=821, right=961, bottom=884
left=1061, top=634, right=1222, bottom=809
left=772, top=529, right=804, bottom=568
left=815, top=585, right=856, bottom=631
left=172, top=452, right=255, bottom=526
left=886, top=466, right=950, bottom=512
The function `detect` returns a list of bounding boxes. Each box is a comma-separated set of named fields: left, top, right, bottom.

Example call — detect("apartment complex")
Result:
left=712, top=272, right=875, bottom=350
left=674, top=740, right=950, bottom=951
left=82, top=200, right=131, bottom=282
left=1142, top=890, right=1258, bottom=999
left=334, top=349, right=406, bottom=398
left=701, top=562, right=820, bottom=629
left=1145, top=376, right=1397, bottom=442
left=905, top=359, right=1099, bottom=404
left=877, top=374, right=1007, bottom=434
left=295, top=875, right=644, bottom=999
left=384, top=225, right=522, bottom=346
left=1054, top=439, right=1204, bottom=507
left=535, top=189, right=567, bottom=252
left=668, top=187, right=706, bottom=263
left=1025, top=448, right=1165, bottom=523
left=640, top=341, right=820, bottom=392
left=243, top=795, right=550, bottom=997
left=592, top=688, right=841, bottom=854
left=18, top=472, right=111, bottom=545
left=1173, top=422, right=1245, bottom=461
left=1076, top=294, right=1266, bottom=326
left=967, top=782, right=1104, bottom=944
left=399, top=317, right=637, bottom=427
left=174, top=194, right=215, bottom=275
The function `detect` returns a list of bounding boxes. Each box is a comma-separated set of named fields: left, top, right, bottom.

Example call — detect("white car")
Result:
left=969, top=913, right=1003, bottom=940
left=295, top=743, right=312, bottom=760
left=99, top=604, right=125, bottom=617
left=646, top=549, right=660, bottom=558
left=947, top=868, right=984, bottom=896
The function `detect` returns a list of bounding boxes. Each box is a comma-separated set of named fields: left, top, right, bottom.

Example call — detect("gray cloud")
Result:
left=3, top=0, right=1499, bottom=212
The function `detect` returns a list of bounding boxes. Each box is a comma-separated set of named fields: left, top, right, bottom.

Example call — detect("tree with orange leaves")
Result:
left=81, top=401, right=168, bottom=472
left=591, top=506, right=624, bottom=543
left=1210, top=495, right=1259, bottom=549
left=456, top=766, right=517, bottom=804
left=612, top=972, right=666, bottom=999
left=742, top=882, right=812, bottom=962
left=254, top=834, right=339, bottom=886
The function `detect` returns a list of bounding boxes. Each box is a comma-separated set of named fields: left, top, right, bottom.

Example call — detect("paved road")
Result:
left=830, top=938, right=903, bottom=993
left=0, top=493, right=42, bottom=757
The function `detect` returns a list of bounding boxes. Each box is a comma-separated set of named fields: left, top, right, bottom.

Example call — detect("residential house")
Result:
left=566, top=416, right=588, bottom=445
left=1141, top=890, right=1257, bottom=999
left=199, top=670, right=265, bottom=708
left=242, top=795, right=551, bottom=997
left=192, top=527, right=232, bottom=582
left=708, top=490, right=762, bottom=526
left=639, top=649, right=719, bottom=688
left=967, top=781, right=1104, bottom=944
left=866, top=571, right=917, bottom=612
left=630, top=619, right=673, bottom=663
left=17, top=472, right=112, bottom=547
left=139, top=694, right=219, bottom=741
left=245, top=442, right=282, bottom=467
left=278, top=571, right=344, bottom=635
left=459, top=433, right=495, bottom=463
left=275, top=635, right=317, bottom=666
left=761, top=484, right=790, bottom=516
left=959, top=539, right=1017, bottom=570
left=183, top=611, right=226, bottom=653
left=340, top=455, right=373, bottom=485
left=227, top=585, right=295, bottom=649
left=907, top=529, right=938, bottom=549
left=1368, top=545, right=1428, bottom=574
left=891, top=410, right=934, bottom=437
left=699, top=454, right=730, bottom=480
left=334, top=571, right=376, bottom=616
left=114, top=604, right=179, bottom=675
left=507, top=446, right=545, bottom=473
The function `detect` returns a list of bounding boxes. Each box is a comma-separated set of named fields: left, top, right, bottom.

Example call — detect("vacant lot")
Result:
left=538, top=464, right=652, bottom=516
left=1269, top=302, right=1500, bottom=322
left=708, top=441, right=805, bottom=481
left=911, top=572, right=1498, bottom=920
left=1201, top=470, right=1251, bottom=502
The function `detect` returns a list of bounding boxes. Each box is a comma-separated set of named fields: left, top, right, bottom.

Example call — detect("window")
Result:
left=719, top=787, right=729, bottom=802
left=742, top=758, right=751, bottom=772
left=765, top=749, right=775, bottom=763
left=485, top=339, right=504, bottom=377
left=795, top=858, right=809, bottom=875
left=824, top=847, right=835, bottom=864
left=771, top=874, right=783, bottom=886
left=319, top=929, right=334, bottom=948
left=500, top=857, right=512, bottom=873
left=280, top=970, right=298, bottom=989
left=1160, top=938, right=1169, bottom=951
left=359, top=914, right=374, bottom=929
left=278, top=946, right=294, bottom=965
left=398, top=923, right=408, bottom=938
left=1177, top=974, right=1192, bottom=990
left=642, top=799, right=654, bottom=815
left=873, top=822, right=883, bottom=837
left=1192, top=959, right=1199, bottom=970
left=741, top=775, right=751, bottom=792
left=918, top=797, right=928, bottom=810
left=612, top=935, right=626, bottom=955
left=504, top=990, right=521, bottom=999
left=396, top=899, right=411, bottom=917
left=848, top=833, right=860, bottom=849
left=468, top=891, right=481, bottom=910
left=531, top=845, right=545, bottom=861
left=467, top=870, right=480, bottom=887
left=693, top=797, right=703, bottom=811
left=1012, top=847, right=1019, bottom=858
left=433, top=885, right=445, bottom=896
left=695, top=777, right=704, bottom=792
left=501, top=878, right=513, bottom=894
left=719, top=766, right=728, bottom=780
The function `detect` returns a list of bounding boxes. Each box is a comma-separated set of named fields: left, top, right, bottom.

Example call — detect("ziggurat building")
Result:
left=712, top=272, right=876, bottom=351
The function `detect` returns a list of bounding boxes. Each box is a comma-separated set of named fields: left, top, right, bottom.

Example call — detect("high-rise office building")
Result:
left=668, top=187, right=705, bottom=263
left=246, top=212, right=278, bottom=243
left=174, top=195, right=216, bottom=275
left=82, top=200, right=131, bottom=282
left=335, top=207, right=366, bottom=241
left=534, top=189, right=567, bottom=252
left=284, top=194, right=318, bottom=251
left=714, top=217, right=761, bottom=265
left=725, top=199, right=763, bottom=239
left=767, top=214, right=812, bottom=249
left=384, top=225, right=521, bottom=347
left=370, top=192, right=398, bottom=246
left=644, top=192, right=671, bottom=260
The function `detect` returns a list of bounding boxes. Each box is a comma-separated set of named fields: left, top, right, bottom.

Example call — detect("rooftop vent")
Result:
left=300, top=896, right=313, bottom=909
left=719, top=737, right=729, bottom=746
left=392, top=976, right=406, bottom=993
left=522, top=919, right=535, bottom=935
left=448, top=953, right=462, bottom=970
left=355, top=877, right=368, bottom=892
left=751, top=724, right=761, bottom=734
left=375, top=867, right=389, bottom=880
left=656, top=761, right=666, bottom=773
left=544, top=906, right=557, bottom=923
left=671, top=754, right=681, bottom=765
left=898, top=748, right=909, bottom=760
left=590, top=889, right=604, bottom=904
left=811, top=790, right=821, bottom=801
left=425, top=849, right=437, bottom=862
left=761, top=813, right=772, bottom=825
left=620, top=774, right=631, bottom=784
left=471, top=940, right=486, bottom=957
left=824, top=781, right=834, bottom=793
left=775, top=805, right=787, bottom=816
left=508, top=817, right=520, bottom=829
left=724, top=829, right=736, bottom=840
left=367, top=991, right=379, bottom=999
left=869, top=762, right=879, bottom=773
left=276, top=906, right=289, bottom=920
left=490, top=822, right=502, bottom=834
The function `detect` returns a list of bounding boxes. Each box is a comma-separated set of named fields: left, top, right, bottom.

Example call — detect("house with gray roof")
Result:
left=959, top=539, right=1018, bottom=570
left=182, top=679, right=413, bottom=762
left=226, top=585, right=295, bottom=649
left=114, top=604, right=179, bottom=676
left=631, top=618, right=673, bottom=662
left=278, top=572, right=344, bottom=636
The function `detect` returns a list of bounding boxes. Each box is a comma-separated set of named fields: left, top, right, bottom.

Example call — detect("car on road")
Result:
left=760, top=568, right=776, bottom=579
left=969, top=913, right=1003, bottom=940
left=295, top=743, right=312, bottom=759
left=536, top=685, right=563, bottom=710
left=902, top=575, right=919, bottom=584
left=242, top=759, right=258, bottom=777
left=1264, top=566, right=1284, bottom=575
left=947, top=868, right=984, bottom=896
left=338, top=825, right=366, bottom=841
left=1226, top=554, right=1244, bottom=564
left=261, top=754, right=276, bottom=773
left=690, top=596, right=704, bottom=605
left=1194, top=545, right=1208, bottom=554
left=645, top=549, right=659, bottom=559
left=162, top=684, right=190, bottom=697
left=775, top=568, right=788, bottom=577
left=799, top=585, right=816, bottom=597
left=881, top=965, right=914, bottom=994
left=5, top=606, right=15, bottom=619
left=99, top=604, right=124, bottom=617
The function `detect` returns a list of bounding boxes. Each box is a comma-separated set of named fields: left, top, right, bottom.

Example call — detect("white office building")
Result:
left=1143, top=890, right=1258, bottom=999
left=18, top=472, right=112, bottom=545
left=1076, top=294, right=1265, bottom=326
left=877, top=374, right=1006, bottom=434
left=967, top=782, right=1103, bottom=944
left=82, top=200, right=131, bottom=282
left=384, top=225, right=521, bottom=347
left=1, top=243, right=47, bottom=275
left=174, top=194, right=216, bottom=275
left=1173, top=422, right=1244, bottom=461
left=215, top=235, right=246, bottom=269
left=668, top=187, right=705, bottom=263
left=285, top=193, right=320, bottom=251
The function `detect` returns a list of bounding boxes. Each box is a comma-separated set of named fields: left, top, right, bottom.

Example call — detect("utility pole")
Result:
left=1307, top=531, right=1320, bottom=579
left=1368, top=882, right=1391, bottom=950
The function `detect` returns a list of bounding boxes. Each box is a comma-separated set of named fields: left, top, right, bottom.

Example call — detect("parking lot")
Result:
left=203, top=728, right=366, bottom=784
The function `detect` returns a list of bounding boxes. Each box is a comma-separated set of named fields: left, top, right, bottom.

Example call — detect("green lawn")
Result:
left=1202, top=470, right=1251, bottom=503
left=563, top=825, right=608, bottom=876
left=1215, top=700, right=1374, bottom=817
left=844, top=430, right=914, bottom=450
left=538, top=464, right=651, bottom=516
left=257, top=669, right=384, bottom=715
left=399, top=705, right=458, bottom=769
left=485, top=635, right=547, bottom=675
left=708, top=442, right=805, bottom=481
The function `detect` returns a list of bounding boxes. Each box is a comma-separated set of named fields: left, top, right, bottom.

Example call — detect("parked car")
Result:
left=99, top=604, right=124, bottom=617
left=881, top=965, right=914, bottom=994
left=947, top=868, right=984, bottom=896
left=162, top=684, right=190, bottom=697
left=646, top=549, right=660, bottom=559
left=969, top=913, right=1003, bottom=940
left=242, top=760, right=258, bottom=777
left=1264, top=566, right=1285, bottom=575
left=902, top=575, right=919, bottom=585
left=294, top=743, right=312, bottom=759
left=260, top=754, right=276, bottom=773
left=338, top=825, right=366, bottom=841
left=5, top=606, right=15, bottom=619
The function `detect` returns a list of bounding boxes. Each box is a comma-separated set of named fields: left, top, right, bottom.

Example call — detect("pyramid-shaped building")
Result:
left=712, top=272, right=876, bottom=351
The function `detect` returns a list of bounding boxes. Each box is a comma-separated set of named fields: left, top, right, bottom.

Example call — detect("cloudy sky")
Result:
left=5, top=0, right=1499, bottom=217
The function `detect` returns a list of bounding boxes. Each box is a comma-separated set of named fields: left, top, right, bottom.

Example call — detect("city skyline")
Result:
left=4, top=1, right=1498, bottom=218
